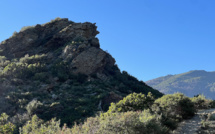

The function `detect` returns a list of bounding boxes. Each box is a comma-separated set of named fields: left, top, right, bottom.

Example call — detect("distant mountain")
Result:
left=146, top=70, right=215, bottom=99
left=0, top=18, right=162, bottom=127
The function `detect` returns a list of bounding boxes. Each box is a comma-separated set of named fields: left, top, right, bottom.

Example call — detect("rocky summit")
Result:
left=0, top=18, right=162, bottom=126
left=0, top=18, right=114, bottom=76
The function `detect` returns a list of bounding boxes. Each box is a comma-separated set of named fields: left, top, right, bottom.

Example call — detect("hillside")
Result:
left=0, top=18, right=162, bottom=127
left=146, top=70, right=215, bottom=99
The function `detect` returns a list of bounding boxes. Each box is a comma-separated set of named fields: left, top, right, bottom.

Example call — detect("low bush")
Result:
left=19, top=115, right=71, bottom=134
left=26, top=100, right=43, bottom=116
left=191, top=94, right=212, bottom=109
left=152, top=93, right=196, bottom=129
left=20, top=26, right=35, bottom=32
left=201, top=120, right=210, bottom=129
left=209, top=100, right=215, bottom=108
left=154, top=93, right=196, bottom=120
left=107, top=92, right=155, bottom=113
left=0, top=113, right=15, bottom=134
left=71, top=110, right=169, bottom=134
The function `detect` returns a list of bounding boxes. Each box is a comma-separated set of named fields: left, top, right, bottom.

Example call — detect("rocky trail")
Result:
left=171, top=108, right=215, bottom=134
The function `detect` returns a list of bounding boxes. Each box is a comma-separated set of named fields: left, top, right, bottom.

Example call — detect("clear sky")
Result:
left=1, top=0, right=215, bottom=81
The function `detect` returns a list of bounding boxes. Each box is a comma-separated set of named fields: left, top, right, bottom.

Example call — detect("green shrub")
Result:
left=71, top=110, right=169, bottom=134
left=191, top=95, right=211, bottom=109
left=26, top=100, right=43, bottom=116
left=152, top=93, right=196, bottom=129
left=209, top=100, right=215, bottom=108
left=51, top=61, right=70, bottom=82
left=11, top=31, right=18, bottom=38
left=154, top=93, right=196, bottom=120
left=201, top=120, right=210, bottom=129
left=50, top=17, right=62, bottom=23
left=33, top=72, right=49, bottom=82
left=3, top=62, right=47, bottom=79
left=19, top=115, right=71, bottom=134
left=19, top=54, right=46, bottom=64
left=71, top=116, right=100, bottom=134
left=20, top=26, right=35, bottom=32
left=107, top=92, right=155, bottom=113
left=0, top=113, right=15, bottom=134
left=0, top=56, right=6, bottom=63
left=75, top=73, right=88, bottom=84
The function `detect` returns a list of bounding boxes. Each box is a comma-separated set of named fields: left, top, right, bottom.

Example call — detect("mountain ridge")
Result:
left=146, top=70, right=215, bottom=99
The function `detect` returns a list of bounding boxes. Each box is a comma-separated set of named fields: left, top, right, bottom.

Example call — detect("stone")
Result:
left=71, top=47, right=115, bottom=75
left=0, top=18, right=116, bottom=77
left=0, top=18, right=99, bottom=59
left=89, top=38, right=100, bottom=48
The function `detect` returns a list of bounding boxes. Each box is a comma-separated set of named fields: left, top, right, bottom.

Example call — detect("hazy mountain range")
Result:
left=146, top=70, right=215, bottom=99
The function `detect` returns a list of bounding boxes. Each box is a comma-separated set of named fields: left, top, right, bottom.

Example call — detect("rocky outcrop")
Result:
left=0, top=18, right=163, bottom=127
left=0, top=18, right=100, bottom=57
left=71, top=47, right=115, bottom=75
left=0, top=18, right=115, bottom=76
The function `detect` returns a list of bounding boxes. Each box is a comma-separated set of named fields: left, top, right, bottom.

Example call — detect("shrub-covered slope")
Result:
left=146, top=70, right=215, bottom=99
left=1, top=92, right=214, bottom=133
left=0, top=18, right=162, bottom=128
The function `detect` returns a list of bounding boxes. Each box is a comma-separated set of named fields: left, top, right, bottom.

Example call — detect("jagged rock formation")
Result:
left=146, top=70, right=215, bottom=99
left=0, top=18, right=114, bottom=76
left=0, top=18, right=162, bottom=126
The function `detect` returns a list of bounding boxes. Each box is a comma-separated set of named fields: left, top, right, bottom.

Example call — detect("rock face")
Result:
left=71, top=47, right=115, bottom=75
left=1, top=18, right=99, bottom=57
left=0, top=18, right=114, bottom=76
left=0, top=18, right=162, bottom=126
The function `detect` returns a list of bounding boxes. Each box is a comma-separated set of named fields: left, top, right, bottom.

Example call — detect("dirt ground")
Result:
left=170, top=109, right=215, bottom=134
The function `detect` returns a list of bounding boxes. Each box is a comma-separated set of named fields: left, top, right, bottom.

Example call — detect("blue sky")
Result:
left=1, top=0, right=215, bottom=81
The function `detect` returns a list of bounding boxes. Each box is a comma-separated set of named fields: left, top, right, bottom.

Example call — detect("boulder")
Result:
left=71, top=47, right=115, bottom=75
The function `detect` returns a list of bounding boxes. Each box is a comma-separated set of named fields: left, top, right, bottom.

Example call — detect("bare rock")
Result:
left=89, top=38, right=100, bottom=47
left=0, top=18, right=99, bottom=59
left=71, top=47, right=115, bottom=75
left=0, top=18, right=116, bottom=77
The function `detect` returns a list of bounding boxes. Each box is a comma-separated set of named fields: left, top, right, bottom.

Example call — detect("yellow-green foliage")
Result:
left=20, top=26, right=35, bottom=32
left=19, top=54, right=46, bottom=63
left=19, top=115, right=71, bottom=134
left=15, top=92, right=215, bottom=133
left=201, top=120, right=210, bottom=129
left=26, top=100, right=43, bottom=115
left=2, top=54, right=47, bottom=79
left=191, top=94, right=212, bottom=109
left=71, top=110, right=168, bottom=134
left=0, top=113, right=15, bottom=134
left=0, top=56, right=6, bottom=63
left=108, top=92, right=154, bottom=113
left=71, top=116, right=100, bottom=134
left=42, top=17, right=63, bottom=26
left=3, top=60, right=46, bottom=79
left=153, top=93, right=196, bottom=128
